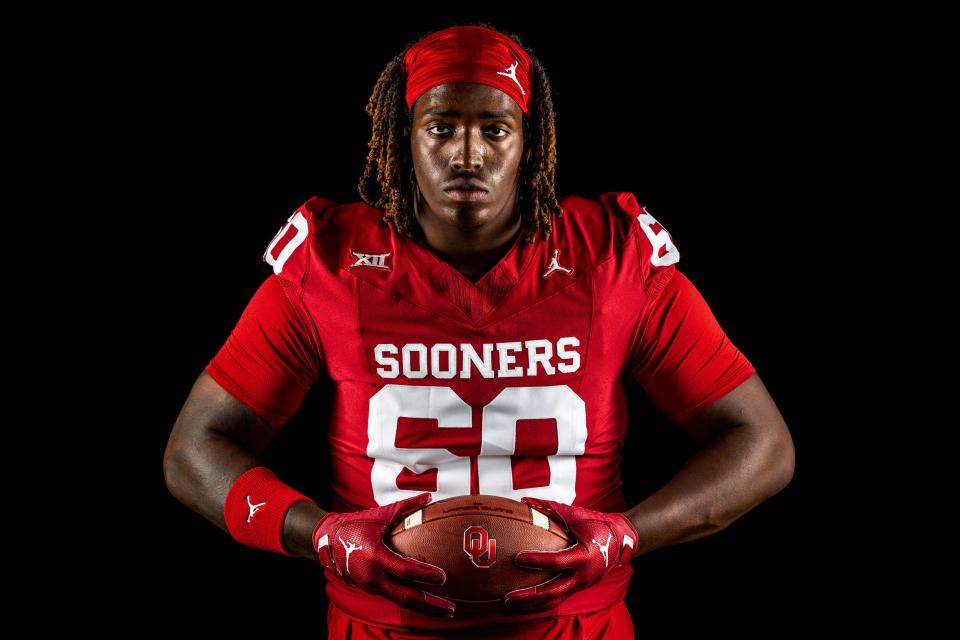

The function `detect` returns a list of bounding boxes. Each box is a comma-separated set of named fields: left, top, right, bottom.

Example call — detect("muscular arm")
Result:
left=162, top=370, right=326, bottom=560
left=623, top=372, right=795, bottom=556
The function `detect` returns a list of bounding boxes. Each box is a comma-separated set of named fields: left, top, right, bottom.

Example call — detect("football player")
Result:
left=163, top=21, right=795, bottom=639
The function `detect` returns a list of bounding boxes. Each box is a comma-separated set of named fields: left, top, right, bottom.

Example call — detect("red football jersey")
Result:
left=205, top=191, right=755, bottom=630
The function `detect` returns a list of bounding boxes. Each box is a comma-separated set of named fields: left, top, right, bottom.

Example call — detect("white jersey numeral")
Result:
left=263, top=210, right=309, bottom=275
left=637, top=210, right=680, bottom=267
left=368, top=384, right=587, bottom=505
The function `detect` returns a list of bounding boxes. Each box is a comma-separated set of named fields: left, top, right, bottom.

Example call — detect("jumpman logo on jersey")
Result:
left=245, top=495, right=266, bottom=523
left=496, top=61, right=525, bottom=96
left=339, top=536, right=363, bottom=574
left=542, top=249, right=573, bottom=278
left=592, top=531, right=613, bottom=568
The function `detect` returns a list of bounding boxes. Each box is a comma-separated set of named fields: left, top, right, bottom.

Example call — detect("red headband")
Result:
left=403, top=25, right=533, bottom=116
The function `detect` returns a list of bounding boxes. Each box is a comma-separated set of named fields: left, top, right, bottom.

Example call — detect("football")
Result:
left=387, top=494, right=574, bottom=611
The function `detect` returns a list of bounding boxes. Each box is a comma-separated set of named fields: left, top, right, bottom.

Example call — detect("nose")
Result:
left=451, top=127, right=483, bottom=171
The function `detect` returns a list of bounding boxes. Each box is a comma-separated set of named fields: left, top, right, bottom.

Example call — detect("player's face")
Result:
left=409, top=82, right=525, bottom=232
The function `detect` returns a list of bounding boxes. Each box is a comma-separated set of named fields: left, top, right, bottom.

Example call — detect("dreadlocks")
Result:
left=357, top=21, right=563, bottom=245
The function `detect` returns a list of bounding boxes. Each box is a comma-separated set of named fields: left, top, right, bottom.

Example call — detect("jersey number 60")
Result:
left=368, top=384, right=587, bottom=506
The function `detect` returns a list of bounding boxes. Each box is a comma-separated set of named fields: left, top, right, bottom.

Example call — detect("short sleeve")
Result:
left=205, top=274, right=324, bottom=426
left=627, top=269, right=756, bottom=424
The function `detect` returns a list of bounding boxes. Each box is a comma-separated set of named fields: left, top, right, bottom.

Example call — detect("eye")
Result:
left=426, top=125, right=509, bottom=138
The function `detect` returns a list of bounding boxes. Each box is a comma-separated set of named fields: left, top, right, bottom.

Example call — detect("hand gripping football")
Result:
left=387, top=494, right=574, bottom=611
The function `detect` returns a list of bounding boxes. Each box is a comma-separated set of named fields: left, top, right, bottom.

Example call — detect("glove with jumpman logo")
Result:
left=504, top=497, right=641, bottom=612
left=311, top=492, right=455, bottom=618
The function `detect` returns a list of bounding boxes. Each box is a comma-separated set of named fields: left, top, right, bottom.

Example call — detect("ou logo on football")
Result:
left=464, top=525, right=497, bottom=568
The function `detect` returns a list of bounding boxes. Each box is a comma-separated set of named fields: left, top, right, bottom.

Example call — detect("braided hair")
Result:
left=357, top=21, right=563, bottom=244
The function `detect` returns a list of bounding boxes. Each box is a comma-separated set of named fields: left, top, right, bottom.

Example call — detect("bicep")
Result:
left=169, top=274, right=323, bottom=458
left=628, top=270, right=758, bottom=434
left=203, top=274, right=323, bottom=427
left=673, top=371, right=789, bottom=445
left=168, top=369, right=285, bottom=460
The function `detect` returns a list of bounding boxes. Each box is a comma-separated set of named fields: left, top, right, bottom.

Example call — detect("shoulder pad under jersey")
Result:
left=261, top=196, right=339, bottom=293
left=598, top=191, right=680, bottom=289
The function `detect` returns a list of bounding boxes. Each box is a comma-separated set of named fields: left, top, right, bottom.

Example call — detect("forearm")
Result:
left=623, top=423, right=792, bottom=557
left=164, top=431, right=326, bottom=560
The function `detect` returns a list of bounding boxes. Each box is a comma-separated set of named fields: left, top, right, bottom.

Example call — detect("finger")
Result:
left=521, top=497, right=565, bottom=525
left=514, top=542, right=585, bottom=571
left=379, top=573, right=456, bottom=618
left=520, top=497, right=557, bottom=516
left=390, top=492, right=433, bottom=521
left=504, top=571, right=580, bottom=609
left=380, top=543, right=447, bottom=585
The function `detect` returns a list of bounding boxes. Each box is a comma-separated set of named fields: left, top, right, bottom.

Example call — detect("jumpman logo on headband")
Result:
left=497, top=61, right=525, bottom=96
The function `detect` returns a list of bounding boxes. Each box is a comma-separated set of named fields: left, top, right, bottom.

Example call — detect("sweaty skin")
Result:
left=406, top=82, right=531, bottom=282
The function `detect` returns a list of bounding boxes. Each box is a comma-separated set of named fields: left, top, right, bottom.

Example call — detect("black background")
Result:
left=120, top=10, right=891, bottom=635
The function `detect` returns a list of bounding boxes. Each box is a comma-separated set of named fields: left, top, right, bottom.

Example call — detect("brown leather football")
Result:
left=387, top=494, right=574, bottom=609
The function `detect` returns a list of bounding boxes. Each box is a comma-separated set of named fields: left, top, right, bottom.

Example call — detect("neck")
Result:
left=415, top=201, right=523, bottom=280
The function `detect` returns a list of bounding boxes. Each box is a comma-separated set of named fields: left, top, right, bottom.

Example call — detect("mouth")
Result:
left=443, top=188, right=490, bottom=202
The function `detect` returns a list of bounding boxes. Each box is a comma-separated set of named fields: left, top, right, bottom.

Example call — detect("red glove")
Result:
left=312, top=492, right=455, bottom=618
left=504, top=497, right=641, bottom=611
